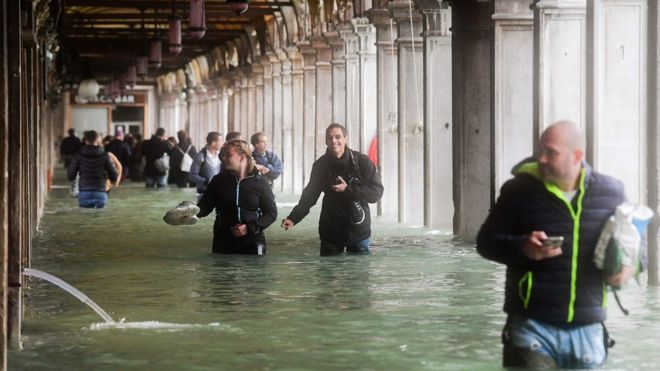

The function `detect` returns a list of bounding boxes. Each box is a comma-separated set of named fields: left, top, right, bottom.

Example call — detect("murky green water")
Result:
left=10, top=174, right=660, bottom=370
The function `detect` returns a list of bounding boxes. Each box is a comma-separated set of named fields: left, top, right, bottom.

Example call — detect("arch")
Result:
left=254, top=17, right=272, bottom=55
left=291, top=0, right=311, bottom=40
left=238, top=34, right=253, bottom=65
left=225, top=41, right=240, bottom=68
left=196, top=56, right=209, bottom=83
left=243, top=25, right=261, bottom=61
left=280, top=7, right=300, bottom=44
left=266, top=16, right=281, bottom=50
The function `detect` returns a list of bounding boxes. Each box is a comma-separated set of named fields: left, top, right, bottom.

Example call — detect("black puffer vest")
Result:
left=477, top=162, right=625, bottom=325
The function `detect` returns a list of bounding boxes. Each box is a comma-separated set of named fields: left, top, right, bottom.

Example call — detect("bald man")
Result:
left=477, top=121, right=626, bottom=369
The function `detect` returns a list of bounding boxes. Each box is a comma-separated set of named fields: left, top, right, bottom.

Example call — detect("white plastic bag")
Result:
left=154, top=153, right=170, bottom=172
left=593, top=202, right=653, bottom=273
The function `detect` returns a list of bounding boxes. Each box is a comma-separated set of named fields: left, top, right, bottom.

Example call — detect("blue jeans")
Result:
left=503, top=316, right=607, bottom=369
left=78, top=191, right=108, bottom=209
left=145, top=175, right=167, bottom=188
left=320, top=239, right=370, bottom=256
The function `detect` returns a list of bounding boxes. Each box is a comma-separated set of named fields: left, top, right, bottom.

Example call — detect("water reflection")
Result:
left=314, top=256, right=372, bottom=311
left=11, top=178, right=660, bottom=370
left=201, top=255, right=274, bottom=308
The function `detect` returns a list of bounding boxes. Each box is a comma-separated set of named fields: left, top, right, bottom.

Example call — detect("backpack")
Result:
left=178, top=145, right=194, bottom=172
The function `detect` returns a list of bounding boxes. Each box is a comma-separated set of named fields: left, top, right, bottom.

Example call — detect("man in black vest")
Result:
left=60, top=128, right=82, bottom=168
left=281, top=123, right=383, bottom=256
left=67, top=130, right=117, bottom=208
left=477, top=121, right=626, bottom=369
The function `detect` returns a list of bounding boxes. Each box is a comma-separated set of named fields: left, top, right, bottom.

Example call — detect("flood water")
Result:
left=11, top=175, right=660, bottom=370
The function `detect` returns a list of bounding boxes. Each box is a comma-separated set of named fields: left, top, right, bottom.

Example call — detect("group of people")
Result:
left=61, top=126, right=285, bottom=201
left=62, top=118, right=641, bottom=369
left=194, top=123, right=384, bottom=256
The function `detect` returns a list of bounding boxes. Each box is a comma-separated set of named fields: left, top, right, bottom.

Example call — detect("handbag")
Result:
left=154, top=152, right=170, bottom=172
left=179, top=146, right=194, bottom=173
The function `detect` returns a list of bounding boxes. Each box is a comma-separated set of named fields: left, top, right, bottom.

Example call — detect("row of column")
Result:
left=168, top=2, right=455, bottom=231
left=486, top=0, right=658, bottom=283
left=161, top=0, right=659, bottom=281
left=490, top=0, right=649, bottom=205
left=1, top=0, right=60, bottom=358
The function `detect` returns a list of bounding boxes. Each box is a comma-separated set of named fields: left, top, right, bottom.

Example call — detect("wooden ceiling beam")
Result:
left=64, top=0, right=293, bottom=9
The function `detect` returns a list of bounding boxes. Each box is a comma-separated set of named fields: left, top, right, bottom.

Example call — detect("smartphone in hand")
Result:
left=542, top=236, right=564, bottom=249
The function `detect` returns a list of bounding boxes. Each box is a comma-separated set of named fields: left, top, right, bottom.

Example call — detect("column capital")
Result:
left=492, top=0, right=534, bottom=19
left=286, top=50, right=304, bottom=75
left=251, top=62, right=264, bottom=75
left=310, top=35, right=332, bottom=63
left=351, top=17, right=375, bottom=36
left=309, top=35, right=330, bottom=49
left=323, top=31, right=346, bottom=61
left=297, top=40, right=317, bottom=69
left=389, top=0, right=424, bottom=23
left=249, top=64, right=263, bottom=86
left=532, top=0, right=586, bottom=10
left=267, top=51, right=281, bottom=65
left=414, top=0, right=444, bottom=12
left=216, top=76, right=232, bottom=89
left=420, top=7, right=451, bottom=37
left=351, top=17, right=377, bottom=55
left=365, top=7, right=392, bottom=27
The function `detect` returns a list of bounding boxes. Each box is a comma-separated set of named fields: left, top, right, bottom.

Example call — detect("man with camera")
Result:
left=281, top=123, right=383, bottom=256
left=476, top=121, right=627, bottom=369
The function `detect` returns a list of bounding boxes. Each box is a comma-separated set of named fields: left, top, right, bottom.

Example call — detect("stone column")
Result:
left=418, top=1, right=453, bottom=230
left=451, top=0, right=492, bottom=240
left=312, top=36, right=333, bottom=158
left=240, top=72, right=249, bottom=135
left=280, top=49, right=294, bottom=193
left=288, top=48, right=305, bottom=194
left=260, top=55, right=274, bottom=147
left=339, top=23, right=361, bottom=149
left=391, top=1, right=425, bottom=225
left=647, top=0, right=659, bottom=286
left=247, top=73, right=257, bottom=137
left=232, top=73, right=242, bottom=132
left=533, top=0, right=587, bottom=137
left=587, top=0, right=648, bottom=204
left=353, top=18, right=378, bottom=153
left=492, top=1, right=534, bottom=193
left=325, top=31, right=347, bottom=126
left=299, top=41, right=317, bottom=185
left=253, top=64, right=265, bottom=134
left=367, top=6, right=400, bottom=220
left=219, top=78, right=231, bottom=136
left=223, top=83, right=236, bottom=135
left=271, top=52, right=283, bottom=190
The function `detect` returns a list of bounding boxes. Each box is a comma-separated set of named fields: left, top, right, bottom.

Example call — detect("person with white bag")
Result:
left=140, top=127, right=173, bottom=188
left=476, top=121, right=627, bottom=369
left=168, top=130, right=198, bottom=188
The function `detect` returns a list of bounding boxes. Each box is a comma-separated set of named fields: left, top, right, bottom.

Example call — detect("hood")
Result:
left=79, top=145, right=105, bottom=158
left=511, top=157, right=593, bottom=185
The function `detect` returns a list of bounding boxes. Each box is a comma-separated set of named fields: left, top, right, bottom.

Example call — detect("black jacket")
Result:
left=287, top=149, right=384, bottom=245
left=105, top=139, right=132, bottom=170
left=169, top=143, right=197, bottom=182
left=140, top=136, right=171, bottom=177
left=476, top=161, right=625, bottom=325
left=67, top=145, right=118, bottom=192
left=197, top=169, right=277, bottom=243
left=60, top=135, right=82, bottom=156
